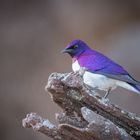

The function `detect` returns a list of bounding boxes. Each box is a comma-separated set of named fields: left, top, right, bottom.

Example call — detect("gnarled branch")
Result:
left=22, top=72, right=140, bottom=140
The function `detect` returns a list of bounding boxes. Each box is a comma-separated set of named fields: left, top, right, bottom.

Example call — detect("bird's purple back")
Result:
left=74, top=48, right=128, bottom=75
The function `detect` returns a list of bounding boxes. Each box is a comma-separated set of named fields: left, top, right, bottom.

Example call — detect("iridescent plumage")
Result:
left=62, top=40, right=140, bottom=98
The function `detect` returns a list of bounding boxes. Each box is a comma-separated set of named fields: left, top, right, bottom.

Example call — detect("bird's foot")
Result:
left=71, top=71, right=80, bottom=77
left=103, top=88, right=112, bottom=99
left=99, top=97, right=109, bottom=105
left=71, top=67, right=87, bottom=77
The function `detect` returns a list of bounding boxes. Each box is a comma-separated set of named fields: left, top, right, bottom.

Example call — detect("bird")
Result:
left=61, top=39, right=140, bottom=98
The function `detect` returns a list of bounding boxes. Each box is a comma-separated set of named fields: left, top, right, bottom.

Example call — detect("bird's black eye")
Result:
left=72, top=45, right=78, bottom=49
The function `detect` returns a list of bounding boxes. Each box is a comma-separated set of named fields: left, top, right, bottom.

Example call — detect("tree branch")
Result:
left=22, top=72, right=140, bottom=140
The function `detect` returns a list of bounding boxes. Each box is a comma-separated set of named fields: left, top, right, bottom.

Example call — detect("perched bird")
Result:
left=62, top=39, right=140, bottom=98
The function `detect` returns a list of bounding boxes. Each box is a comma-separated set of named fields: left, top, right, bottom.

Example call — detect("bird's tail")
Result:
left=128, top=83, right=140, bottom=94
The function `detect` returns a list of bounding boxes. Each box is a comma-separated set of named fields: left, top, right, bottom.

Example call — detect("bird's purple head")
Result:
left=61, top=40, right=90, bottom=58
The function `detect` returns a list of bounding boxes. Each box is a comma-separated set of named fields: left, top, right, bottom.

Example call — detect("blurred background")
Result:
left=1, top=0, right=140, bottom=140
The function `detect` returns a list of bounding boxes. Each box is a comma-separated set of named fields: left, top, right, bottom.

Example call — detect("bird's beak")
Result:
left=61, top=48, right=73, bottom=53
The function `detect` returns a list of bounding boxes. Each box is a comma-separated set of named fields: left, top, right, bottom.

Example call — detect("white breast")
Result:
left=72, top=60, right=80, bottom=72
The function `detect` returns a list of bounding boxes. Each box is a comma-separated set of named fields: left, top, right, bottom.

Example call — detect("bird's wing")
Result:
left=79, top=52, right=140, bottom=86
left=94, top=71, right=140, bottom=86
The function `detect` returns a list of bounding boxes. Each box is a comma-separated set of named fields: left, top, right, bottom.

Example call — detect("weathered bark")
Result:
left=22, top=72, right=140, bottom=140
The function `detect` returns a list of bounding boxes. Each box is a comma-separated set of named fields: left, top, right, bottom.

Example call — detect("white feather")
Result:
left=72, top=60, right=139, bottom=93
left=83, top=71, right=117, bottom=91
left=72, top=60, right=81, bottom=72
